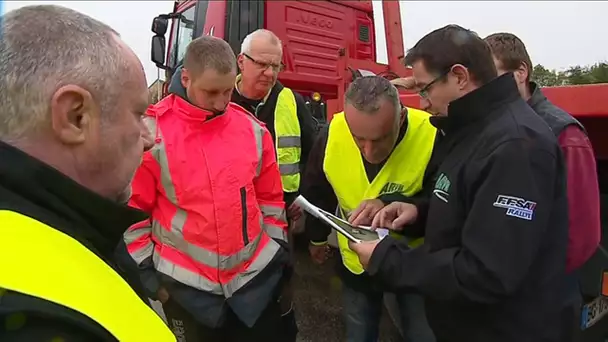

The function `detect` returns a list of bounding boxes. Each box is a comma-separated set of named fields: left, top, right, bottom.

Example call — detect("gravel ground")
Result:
left=291, top=238, right=402, bottom=342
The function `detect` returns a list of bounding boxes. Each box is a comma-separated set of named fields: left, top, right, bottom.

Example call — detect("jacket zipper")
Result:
left=240, top=187, right=249, bottom=246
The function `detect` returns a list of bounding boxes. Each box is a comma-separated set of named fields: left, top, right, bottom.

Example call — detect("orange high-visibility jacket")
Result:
left=124, top=94, right=288, bottom=298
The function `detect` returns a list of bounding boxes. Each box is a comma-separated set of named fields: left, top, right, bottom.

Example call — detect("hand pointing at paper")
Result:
left=349, top=201, right=419, bottom=271
left=349, top=199, right=386, bottom=226
left=371, top=202, right=419, bottom=231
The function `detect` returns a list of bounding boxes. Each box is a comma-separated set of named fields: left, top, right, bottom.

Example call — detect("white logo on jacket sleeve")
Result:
left=493, top=195, right=537, bottom=221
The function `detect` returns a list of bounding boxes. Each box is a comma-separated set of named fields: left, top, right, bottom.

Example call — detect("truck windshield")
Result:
left=167, top=5, right=196, bottom=69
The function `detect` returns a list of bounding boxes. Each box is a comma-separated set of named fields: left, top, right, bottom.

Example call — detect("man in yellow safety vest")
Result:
left=0, top=5, right=174, bottom=341
left=303, top=75, right=437, bottom=342
left=230, top=29, right=317, bottom=334
left=232, top=29, right=317, bottom=220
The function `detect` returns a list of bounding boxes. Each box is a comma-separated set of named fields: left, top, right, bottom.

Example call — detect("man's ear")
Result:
left=513, top=62, right=529, bottom=85
left=399, top=105, right=408, bottom=126
left=181, top=68, right=191, bottom=89
left=237, top=54, right=245, bottom=72
left=450, top=64, right=470, bottom=90
left=50, top=85, right=95, bottom=145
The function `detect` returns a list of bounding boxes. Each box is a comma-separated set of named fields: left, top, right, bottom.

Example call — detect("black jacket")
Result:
left=0, top=141, right=148, bottom=341
left=232, top=80, right=317, bottom=205
left=367, top=73, right=571, bottom=342
left=528, top=81, right=585, bottom=136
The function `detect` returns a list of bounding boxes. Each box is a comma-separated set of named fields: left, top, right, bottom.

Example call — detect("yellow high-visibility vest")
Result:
left=323, top=108, right=436, bottom=275
left=0, top=210, right=176, bottom=342
left=273, top=87, right=301, bottom=193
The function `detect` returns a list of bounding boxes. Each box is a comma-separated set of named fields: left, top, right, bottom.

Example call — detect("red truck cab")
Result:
left=150, top=0, right=411, bottom=123
left=149, top=1, right=608, bottom=339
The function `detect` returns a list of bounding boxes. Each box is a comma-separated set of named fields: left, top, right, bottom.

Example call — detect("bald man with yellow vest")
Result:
left=302, top=76, right=438, bottom=342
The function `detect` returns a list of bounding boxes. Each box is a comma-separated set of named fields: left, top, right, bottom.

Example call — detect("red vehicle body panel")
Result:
left=164, top=0, right=608, bottom=158
left=265, top=1, right=377, bottom=99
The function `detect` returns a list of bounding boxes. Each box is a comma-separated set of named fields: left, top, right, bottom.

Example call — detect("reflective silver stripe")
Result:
left=257, top=214, right=288, bottom=242
left=244, top=115, right=265, bottom=177
left=277, top=136, right=301, bottom=148
left=123, top=226, right=151, bottom=245
left=152, top=218, right=273, bottom=270
left=150, top=209, right=187, bottom=251
left=129, top=240, right=155, bottom=265
left=123, top=224, right=154, bottom=264
left=260, top=204, right=286, bottom=222
left=152, top=251, right=222, bottom=294
left=153, top=237, right=282, bottom=297
left=264, top=224, right=288, bottom=242
left=279, top=163, right=300, bottom=176
left=148, top=124, right=178, bottom=203
left=223, top=238, right=281, bottom=297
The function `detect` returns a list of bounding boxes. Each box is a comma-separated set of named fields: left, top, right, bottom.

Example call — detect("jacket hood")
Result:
left=168, top=65, right=187, bottom=99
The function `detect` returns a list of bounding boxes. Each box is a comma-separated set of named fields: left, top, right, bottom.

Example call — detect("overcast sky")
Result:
left=3, top=1, right=608, bottom=86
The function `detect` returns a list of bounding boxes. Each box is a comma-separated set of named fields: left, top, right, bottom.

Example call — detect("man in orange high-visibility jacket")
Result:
left=116, top=36, right=293, bottom=341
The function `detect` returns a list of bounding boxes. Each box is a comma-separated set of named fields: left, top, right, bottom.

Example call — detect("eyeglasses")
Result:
left=243, top=53, right=284, bottom=73
left=418, top=69, right=450, bottom=99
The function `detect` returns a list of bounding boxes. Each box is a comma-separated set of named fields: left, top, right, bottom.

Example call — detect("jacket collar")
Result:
left=527, top=81, right=546, bottom=108
left=169, top=94, right=226, bottom=123
left=431, top=72, right=520, bottom=134
left=0, top=140, right=147, bottom=256
left=234, top=74, right=283, bottom=104
left=168, top=65, right=187, bottom=99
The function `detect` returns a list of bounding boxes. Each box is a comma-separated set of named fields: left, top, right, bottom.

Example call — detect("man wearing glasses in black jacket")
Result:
left=350, top=25, right=575, bottom=342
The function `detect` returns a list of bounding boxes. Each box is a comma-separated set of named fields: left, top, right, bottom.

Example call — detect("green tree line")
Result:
left=532, top=62, right=608, bottom=87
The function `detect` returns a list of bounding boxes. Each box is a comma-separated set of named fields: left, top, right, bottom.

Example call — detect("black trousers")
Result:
left=163, top=297, right=298, bottom=342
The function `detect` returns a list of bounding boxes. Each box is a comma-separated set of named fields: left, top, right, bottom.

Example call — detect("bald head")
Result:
left=0, top=5, right=134, bottom=141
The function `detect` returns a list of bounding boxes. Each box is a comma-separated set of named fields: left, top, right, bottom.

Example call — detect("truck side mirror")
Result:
left=151, top=16, right=169, bottom=36
left=151, top=35, right=166, bottom=69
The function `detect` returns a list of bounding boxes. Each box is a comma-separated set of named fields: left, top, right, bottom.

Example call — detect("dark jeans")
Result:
left=163, top=297, right=298, bottom=342
left=342, top=282, right=436, bottom=342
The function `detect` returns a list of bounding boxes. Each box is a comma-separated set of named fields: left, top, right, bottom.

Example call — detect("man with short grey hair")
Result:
left=232, top=29, right=316, bottom=220
left=0, top=5, right=174, bottom=341
left=231, top=29, right=317, bottom=338
left=303, top=75, right=437, bottom=342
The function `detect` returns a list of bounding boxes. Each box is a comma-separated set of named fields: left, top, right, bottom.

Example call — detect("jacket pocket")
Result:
left=240, top=187, right=249, bottom=246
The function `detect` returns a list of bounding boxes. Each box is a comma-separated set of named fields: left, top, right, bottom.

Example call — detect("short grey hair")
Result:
left=344, top=76, right=401, bottom=116
left=240, top=29, right=282, bottom=55
left=184, top=35, right=236, bottom=75
left=0, top=5, right=129, bottom=141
